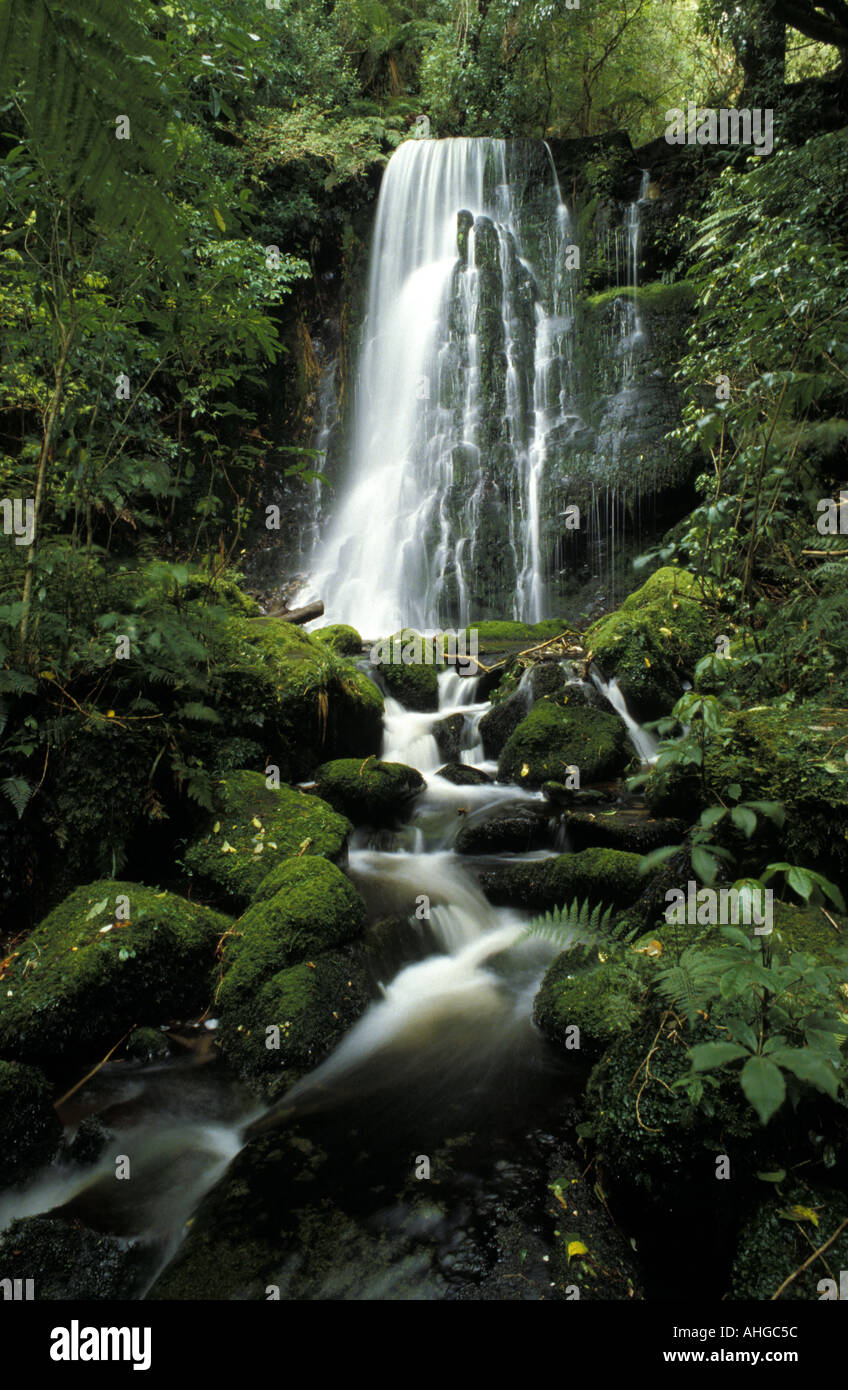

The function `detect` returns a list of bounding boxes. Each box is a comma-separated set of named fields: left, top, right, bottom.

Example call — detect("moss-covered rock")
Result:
left=481, top=847, right=644, bottom=911
left=546, top=1159, right=643, bottom=1300
left=586, top=1013, right=758, bottom=1198
left=0, top=1060, right=62, bottom=1186
left=645, top=703, right=848, bottom=880
left=728, top=1185, right=848, bottom=1300
left=587, top=566, right=713, bottom=720
left=534, top=952, right=646, bottom=1060
left=372, top=631, right=440, bottom=711
left=216, top=856, right=370, bottom=1093
left=455, top=807, right=552, bottom=855
left=561, top=809, right=686, bottom=854
left=314, top=623, right=363, bottom=656
left=436, top=763, right=491, bottom=785
left=0, top=1215, right=150, bottom=1299
left=184, top=770, right=352, bottom=909
left=498, top=699, right=629, bottom=786
left=220, top=617, right=384, bottom=779
left=125, top=1025, right=171, bottom=1062
left=0, top=882, right=229, bottom=1068
left=314, top=758, right=425, bottom=825
left=217, top=947, right=371, bottom=1098
left=770, top=902, right=848, bottom=964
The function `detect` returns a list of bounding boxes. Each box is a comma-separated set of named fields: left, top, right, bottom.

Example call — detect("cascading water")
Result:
left=299, top=138, right=577, bottom=632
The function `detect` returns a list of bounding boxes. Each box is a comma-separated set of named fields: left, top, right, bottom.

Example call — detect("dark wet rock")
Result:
left=560, top=809, right=686, bottom=854
left=126, top=1026, right=171, bottom=1063
left=455, top=807, right=553, bottom=855
left=0, top=1060, right=62, bottom=1187
left=0, top=1215, right=151, bottom=1299
left=437, top=763, right=492, bottom=786
left=542, top=781, right=617, bottom=808
left=66, top=1114, right=115, bottom=1167
left=480, top=848, right=643, bottom=912
left=363, top=914, right=434, bottom=985
left=433, top=713, right=466, bottom=762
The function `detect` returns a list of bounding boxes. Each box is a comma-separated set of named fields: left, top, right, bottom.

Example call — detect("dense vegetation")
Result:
left=1, top=0, right=848, bottom=1307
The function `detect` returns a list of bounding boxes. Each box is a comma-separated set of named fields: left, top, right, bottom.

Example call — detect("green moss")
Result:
left=729, top=1186, right=848, bottom=1299
left=218, top=948, right=371, bottom=1097
left=0, top=882, right=229, bottom=1068
left=481, top=847, right=644, bottom=911
left=220, top=618, right=384, bottom=779
left=534, top=953, right=645, bottom=1059
left=587, top=566, right=714, bottom=719
left=770, top=902, right=848, bottom=964
left=560, top=809, right=686, bottom=854
left=314, top=623, right=363, bottom=656
left=0, top=1215, right=150, bottom=1299
left=0, top=1060, right=62, bottom=1186
left=498, top=699, right=628, bottom=786
left=314, top=757, right=425, bottom=824
left=126, top=1026, right=171, bottom=1062
left=647, top=704, right=848, bottom=879
left=373, top=632, right=440, bottom=711
left=586, top=1015, right=758, bottom=1197
left=184, top=770, right=352, bottom=909
left=584, top=279, right=697, bottom=313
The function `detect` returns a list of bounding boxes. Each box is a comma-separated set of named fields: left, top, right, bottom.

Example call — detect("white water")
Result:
left=591, top=666, right=659, bottom=765
left=298, top=137, right=575, bottom=632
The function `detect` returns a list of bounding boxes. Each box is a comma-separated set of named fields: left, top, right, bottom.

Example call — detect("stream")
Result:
left=1, top=663, right=658, bottom=1300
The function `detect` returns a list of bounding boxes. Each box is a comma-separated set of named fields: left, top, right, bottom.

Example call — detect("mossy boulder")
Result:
left=480, top=847, right=644, bottom=911
left=561, top=809, right=686, bottom=854
left=770, top=901, right=848, bottom=964
left=585, top=1014, right=758, bottom=1198
left=0, top=1215, right=151, bottom=1299
left=0, top=1060, right=62, bottom=1186
left=184, top=770, right=352, bottom=909
left=645, top=703, right=848, bottom=880
left=314, top=623, right=363, bottom=656
left=498, top=699, right=629, bottom=786
left=0, top=882, right=229, bottom=1068
left=455, top=807, right=551, bottom=855
left=220, top=616, right=384, bottom=779
left=587, top=566, right=713, bottom=721
left=534, top=952, right=646, bottom=1060
left=216, top=856, right=370, bottom=1094
left=371, top=631, right=440, bottom=711
left=217, top=947, right=371, bottom=1098
left=728, top=1185, right=848, bottom=1299
left=437, top=763, right=491, bottom=785
left=313, top=758, right=425, bottom=825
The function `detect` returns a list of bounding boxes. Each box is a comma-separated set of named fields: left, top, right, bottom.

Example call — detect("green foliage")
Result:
left=524, top=896, right=617, bottom=946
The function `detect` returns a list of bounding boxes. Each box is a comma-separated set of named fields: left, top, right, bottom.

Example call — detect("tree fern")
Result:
left=0, top=0, right=179, bottom=256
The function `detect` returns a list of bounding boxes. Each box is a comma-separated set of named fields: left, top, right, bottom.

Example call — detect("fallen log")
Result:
left=272, top=600, right=324, bottom=625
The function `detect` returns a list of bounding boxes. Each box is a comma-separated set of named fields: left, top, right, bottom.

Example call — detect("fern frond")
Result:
left=2, top=774, right=33, bottom=817
left=524, top=896, right=616, bottom=948
left=653, top=947, right=723, bottom=1022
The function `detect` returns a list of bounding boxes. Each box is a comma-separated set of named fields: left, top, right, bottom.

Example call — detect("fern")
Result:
left=653, top=947, right=724, bottom=1023
left=524, top=897, right=616, bottom=947
left=0, top=0, right=179, bottom=257
left=2, top=774, right=33, bottom=818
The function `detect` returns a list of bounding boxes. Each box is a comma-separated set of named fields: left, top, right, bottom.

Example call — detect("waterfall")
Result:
left=299, top=137, right=576, bottom=633
left=591, top=666, right=659, bottom=765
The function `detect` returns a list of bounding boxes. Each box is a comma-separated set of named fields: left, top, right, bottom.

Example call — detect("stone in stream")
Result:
left=498, top=699, right=629, bottom=787
left=437, top=762, right=491, bottom=785
left=184, top=769, right=352, bottom=910
left=313, top=622, right=363, bottom=656
left=480, top=847, right=643, bottom=912
left=533, top=950, right=646, bottom=1061
left=0, top=1060, right=62, bottom=1186
left=433, top=712, right=466, bottom=761
left=216, top=856, right=371, bottom=1098
left=559, top=809, right=686, bottom=854
left=454, top=806, right=553, bottom=855
left=0, top=1215, right=151, bottom=1300
left=0, top=882, right=230, bottom=1071
left=314, top=757, right=425, bottom=825
left=585, top=565, right=713, bottom=722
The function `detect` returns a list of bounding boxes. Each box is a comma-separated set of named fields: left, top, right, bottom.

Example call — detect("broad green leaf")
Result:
left=740, top=1055, right=786, bottom=1124
left=689, top=1041, right=749, bottom=1071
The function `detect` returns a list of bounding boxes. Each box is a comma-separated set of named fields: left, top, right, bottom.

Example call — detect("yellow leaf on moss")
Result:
left=567, top=1240, right=589, bottom=1263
